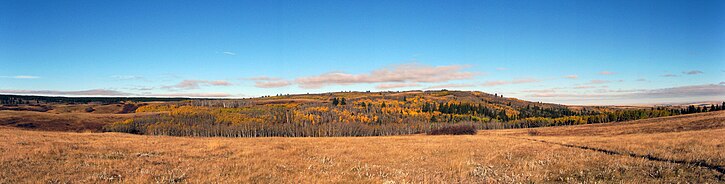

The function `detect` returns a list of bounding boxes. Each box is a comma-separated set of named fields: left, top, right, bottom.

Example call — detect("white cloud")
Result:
left=481, top=78, right=541, bottom=86
left=222, top=51, right=236, bottom=55
left=573, top=85, right=597, bottom=89
left=295, top=63, right=476, bottom=89
left=248, top=76, right=292, bottom=88
left=247, top=76, right=280, bottom=81
left=0, top=89, right=232, bottom=98
left=255, top=80, right=292, bottom=88
left=662, top=74, right=679, bottom=77
left=0, top=75, right=40, bottom=79
left=683, top=70, right=703, bottom=75
left=0, top=89, right=130, bottom=96
left=162, top=80, right=233, bottom=90
left=638, top=83, right=725, bottom=98
left=588, top=80, right=610, bottom=84
left=425, top=83, right=475, bottom=90
left=521, top=89, right=557, bottom=93
left=142, top=92, right=231, bottom=98
left=598, top=71, right=615, bottom=75
left=525, top=83, right=725, bottom=105
left=111, top=75, right=144, bottom=80
left=375, top=82, right=420, bottom=90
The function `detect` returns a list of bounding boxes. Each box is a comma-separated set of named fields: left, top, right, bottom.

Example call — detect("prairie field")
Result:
left=1, top=111, right=723, bottom=183
left=4, top=0, right=723, bottom=183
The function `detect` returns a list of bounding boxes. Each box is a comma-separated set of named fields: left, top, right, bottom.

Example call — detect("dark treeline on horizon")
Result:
left=0, top=94, right=192, bottom=104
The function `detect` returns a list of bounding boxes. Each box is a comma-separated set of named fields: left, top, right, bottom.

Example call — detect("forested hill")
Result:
left=106, top=90, right=721, bottom=137
left=3, top=90, right=722, bottom=137
left=247, top=90, right=580, bottom=120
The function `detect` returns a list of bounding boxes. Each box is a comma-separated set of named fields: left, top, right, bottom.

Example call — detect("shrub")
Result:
left=527, top=129, right=539, bottom=136
left=118, top=104, right=139, bottom=114
left=428, top=124, right=477, bottom=135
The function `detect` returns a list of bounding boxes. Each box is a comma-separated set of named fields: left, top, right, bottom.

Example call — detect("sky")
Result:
left=1, top=0, right=724, bottom=105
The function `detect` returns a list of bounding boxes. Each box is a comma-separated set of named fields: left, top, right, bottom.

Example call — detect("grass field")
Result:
left=0, top=111, right=723, bottom=183
left=0, top=110, right=160, bottom=132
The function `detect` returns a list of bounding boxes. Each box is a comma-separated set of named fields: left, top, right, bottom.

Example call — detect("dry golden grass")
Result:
left=490, top=110, right=725, bottom=137
left=0, top=111, right=723, bottom=183
left=48, top=104, right=121, bottom=114
left=0, top=110, right=159, bottom=132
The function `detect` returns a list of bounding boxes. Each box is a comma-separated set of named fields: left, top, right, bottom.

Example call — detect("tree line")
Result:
left=102, top=91, right=725, bottom=137
left=0, top=94, right=190, bottom=105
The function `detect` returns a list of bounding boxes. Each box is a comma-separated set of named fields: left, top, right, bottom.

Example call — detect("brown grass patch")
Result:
left=0, top=110, right=159, bottom=132
left=490, top=111, right=725, bottom=137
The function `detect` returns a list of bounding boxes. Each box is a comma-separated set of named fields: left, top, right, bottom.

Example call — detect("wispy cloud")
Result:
left=636, top=78, right=647, bottom=82
left=127, top=86, right=155, bottom=91
left=598, top=71, right=615, bottom=75
left=637, top=84, right=725, bottom=98
left=162, top=80, right=233, bottom=90
left=141, top=92, right=232, bottom=98
left=247, top=76, right=279, bottom=81
left=662, top=74, right=679, bottom=77
left=247, top=76, right=292, bottom=88
left=376, top=82, right=420, bottom=90
left=0, top=75, right=40, bottom=79
left=573, top=85, right=598, bottom=89
left=424, top=83, right=475, bottom=90
left=0, top=89, right=232, bottom=98
left=0, top=89, right=130, bottom=96
left=683, top=70, right=703, bottom=75
left=563, top=75, right=578, bottom=79
left=481, top=78, right=541, bottom=87
left=588, top=80, right=610, bottom=84
left=110, top=75, right=144, bottom=80
left=521, top=89, right=557, bottom=93
left=525, top=83, right=725, bottom=105
left=255, top=81, right=292, bottom=88
left=222, top=51, right=236, bottom=55
left=294, top=63, right=476, bottom=89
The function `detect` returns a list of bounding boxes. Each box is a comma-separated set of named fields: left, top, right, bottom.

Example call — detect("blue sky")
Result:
left=1, top=0, right=723, bottom=105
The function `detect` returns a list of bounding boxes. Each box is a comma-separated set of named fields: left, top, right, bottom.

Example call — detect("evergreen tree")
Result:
left=340, top=98, right=347, bottom=105
left=498, top=110, right=509, bottom=121
left=332, top=98, right=339, bottom=106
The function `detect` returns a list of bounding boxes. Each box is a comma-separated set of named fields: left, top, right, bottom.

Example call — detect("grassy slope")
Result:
left=0, top=110, right=160, bottom=132
left=1, top=111, right=723, bottom=183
